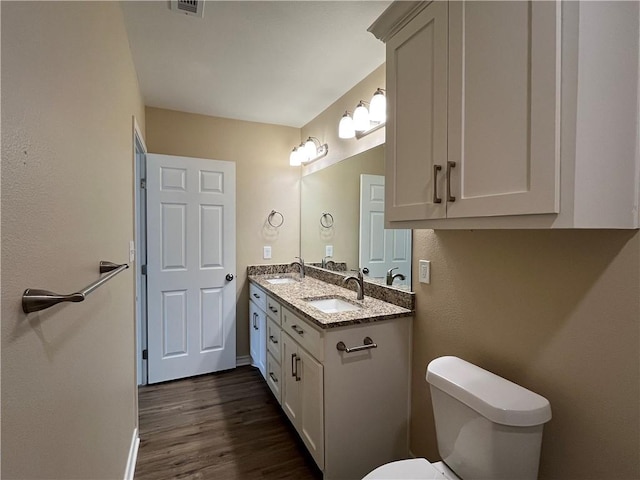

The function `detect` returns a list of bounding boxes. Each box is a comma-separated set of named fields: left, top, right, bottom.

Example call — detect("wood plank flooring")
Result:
left=136, top=366, right=323, bottom=480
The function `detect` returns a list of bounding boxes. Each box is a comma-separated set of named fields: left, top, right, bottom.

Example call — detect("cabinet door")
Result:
left=385, top=1, right=448, bottom=222
left=249, top=301, right=266, bottom=378
left=447, top=1, right=560, bottom=218
left=266, top=352, right=282, bottom=404
left=298, top=347, right=325, bottom=470
left=281, top=333, right=300, bottom=425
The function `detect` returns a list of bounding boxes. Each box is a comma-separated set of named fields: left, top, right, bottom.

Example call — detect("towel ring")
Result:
left=268, top=210, right=284, bottom=228
left=320, top=212, right=334, bottom=228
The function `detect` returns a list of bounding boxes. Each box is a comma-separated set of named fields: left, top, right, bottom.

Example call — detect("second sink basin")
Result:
left=266, top=277, right=298, bottom=285
left=305, top=296, right=362, bottom=314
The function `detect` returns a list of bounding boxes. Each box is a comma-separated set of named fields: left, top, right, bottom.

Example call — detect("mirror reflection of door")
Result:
left=359, top=174, right=412, bottom=287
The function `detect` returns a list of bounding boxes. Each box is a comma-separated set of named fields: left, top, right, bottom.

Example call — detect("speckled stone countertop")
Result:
left=248, top=273, right=413, bottom=329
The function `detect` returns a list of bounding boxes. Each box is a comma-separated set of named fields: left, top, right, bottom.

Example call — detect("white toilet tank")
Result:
left=426, top=357, right=552, bottom=480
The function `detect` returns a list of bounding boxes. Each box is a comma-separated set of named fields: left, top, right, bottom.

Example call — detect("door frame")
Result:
left=133, top=117, right=148, bottom=386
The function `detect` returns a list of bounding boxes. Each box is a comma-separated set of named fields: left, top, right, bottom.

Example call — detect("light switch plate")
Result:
left=263, top=246, right=272, bottom=260
left=326, top=245, right=333, bottom=257
left=419, top=260, right=431, bottom=284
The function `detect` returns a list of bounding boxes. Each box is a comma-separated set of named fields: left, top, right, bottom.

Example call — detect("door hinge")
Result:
left=141, top=265, right=147, bottom=275
left=142, top=349, right=148, bottom=360
left=140, top=179, right=146, bottom=189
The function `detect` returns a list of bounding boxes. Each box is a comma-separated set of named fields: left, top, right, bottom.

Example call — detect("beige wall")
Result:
left=144, top=107, right=300, bottom=358
left=1, top=2, right=144, bottom=479
left=301, top=145, right=384, bottom=268
left=411, top=229, right=640, bottom=479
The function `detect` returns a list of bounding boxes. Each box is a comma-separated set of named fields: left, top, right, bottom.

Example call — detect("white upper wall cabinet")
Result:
left=370, top=1, right=640, bottom=229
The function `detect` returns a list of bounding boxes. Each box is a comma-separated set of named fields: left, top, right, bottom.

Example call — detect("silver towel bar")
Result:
left=336, top=336, right=377, bottom=353
left=22, top=261, right=129, bottom=313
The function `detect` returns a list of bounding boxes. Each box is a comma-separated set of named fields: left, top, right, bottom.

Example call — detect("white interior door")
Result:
left=360, top=174, right=411, bottom=286
left=146, top=153, right=236, bottom=384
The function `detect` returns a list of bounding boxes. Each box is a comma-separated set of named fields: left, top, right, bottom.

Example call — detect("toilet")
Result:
left=364, top=356, right=552, bottom=480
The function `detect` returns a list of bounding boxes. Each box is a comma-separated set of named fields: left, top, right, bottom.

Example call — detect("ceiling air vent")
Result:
left=170, top=0, right=205, bottom=18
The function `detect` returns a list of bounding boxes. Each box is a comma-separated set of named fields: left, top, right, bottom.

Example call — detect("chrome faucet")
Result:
left=343, top=269, right=365, bottom=300
left=386, top=267, right=406, bottom=286
left=291, top=256, right=305, bottom=278
left=321, top=256, right=334, bottom=269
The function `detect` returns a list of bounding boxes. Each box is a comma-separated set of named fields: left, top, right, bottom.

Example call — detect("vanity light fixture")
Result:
left=289, top=137, right=328, bottom=166
left=337, top=87, right=387, bottom=140
left=339, top=111, right=356, bottom=139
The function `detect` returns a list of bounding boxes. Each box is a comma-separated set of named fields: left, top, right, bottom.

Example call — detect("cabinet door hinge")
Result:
left=142, top=349, right=148, bottom=360
left=141, top=265, right=147, bottom=275
left=140, top=179, right=146, bottom=189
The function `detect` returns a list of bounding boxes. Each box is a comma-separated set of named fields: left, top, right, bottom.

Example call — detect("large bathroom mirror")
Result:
left=300, top=145, right=412, bottom=288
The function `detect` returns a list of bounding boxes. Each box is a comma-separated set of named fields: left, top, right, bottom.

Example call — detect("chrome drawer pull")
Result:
left=433, top=164, right=443, bottom=204
left=269, top=305, right=278, bottom=313
left=253, top=293, right=260, bottom=299
left=269, top=372, right=278, bottom=383
left=291, top=325, right=304, bottom=336
left=336, top=336, right=377, bottom=353
left=269, top=335, right=278, bottom=344
left=446, top=161, right=456, bottom=202
left=291, top=353, right=300, bottom=381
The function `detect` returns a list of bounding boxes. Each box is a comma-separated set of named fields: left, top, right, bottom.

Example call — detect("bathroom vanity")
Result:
left=248, top=266, right=413, bottom=480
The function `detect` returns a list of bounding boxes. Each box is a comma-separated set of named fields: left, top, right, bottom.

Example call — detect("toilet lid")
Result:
left=362, top=459, right=447, bottom=480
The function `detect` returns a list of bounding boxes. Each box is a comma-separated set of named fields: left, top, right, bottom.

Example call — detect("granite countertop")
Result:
left=249, top=273, right=413, bottom=329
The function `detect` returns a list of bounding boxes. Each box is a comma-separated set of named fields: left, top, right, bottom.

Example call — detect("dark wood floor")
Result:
left=136, top=366, right=323, bottom=480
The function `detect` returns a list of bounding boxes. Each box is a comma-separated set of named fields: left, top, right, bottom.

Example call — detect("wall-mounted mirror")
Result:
left=300, top=145, right=412, bottom=288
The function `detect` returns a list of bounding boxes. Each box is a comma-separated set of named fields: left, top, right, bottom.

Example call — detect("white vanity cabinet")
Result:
left=280, top=305, right=412, bottom=480
left=249, top=283, right=267, bottom=378
left=371, top=1, right=640, bottom=229
left=247, top=280, right=412, bottom=480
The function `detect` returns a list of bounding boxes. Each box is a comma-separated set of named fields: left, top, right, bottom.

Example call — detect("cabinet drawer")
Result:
left=249, top=283, right=267, bottom=311
left=266, top=352, right=282, bottom=404
left=282, top=307, right=323, bottom=362
left=266, top=295, right=282, bottom=325
left=267, top=318, right=282, bottom=360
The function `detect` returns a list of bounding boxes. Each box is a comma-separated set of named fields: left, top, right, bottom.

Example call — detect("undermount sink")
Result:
left=306, top=296, right=362, bottom=314
left=266, top=277, right=298, bottom=285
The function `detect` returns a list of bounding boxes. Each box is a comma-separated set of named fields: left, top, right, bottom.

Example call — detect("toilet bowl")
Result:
left=363, top=356, right=552, bottom=480
left=363, top=459, right=459, bottom=480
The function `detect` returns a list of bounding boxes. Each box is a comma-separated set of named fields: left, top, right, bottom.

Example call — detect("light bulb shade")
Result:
left=369, top=90, right=386, bottom=123
left=338, top=112, right=356, bottom=139
left=304, top=138, right=317, bottom=160
left=353, top=102, right=370, bottom=132
left=289, top=147, right=301, bottom=166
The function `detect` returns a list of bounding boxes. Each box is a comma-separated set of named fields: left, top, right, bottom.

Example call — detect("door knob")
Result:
left=362, top=267, right=369, bottom=274
left=225, top=273, right=234, bottom=281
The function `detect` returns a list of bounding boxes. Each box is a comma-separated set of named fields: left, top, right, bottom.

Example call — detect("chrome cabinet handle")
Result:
left=336, top=336, right=377, bottom=353
left=269, top=335, right=278, bottom=344
left=433, top=164, right=443, bottom=204
left=446, top=161, right=456, bottom=202
left=253, top=293, right=260, bottom=299
left=291, top=325, right=304, bottom=336
left=269, top=372, right=278, bottom=383
left=269, top=305, right=278, bottom=313
left=252, top=312, right=258, bottom=330
left=291, top=353, right=297, bottom=378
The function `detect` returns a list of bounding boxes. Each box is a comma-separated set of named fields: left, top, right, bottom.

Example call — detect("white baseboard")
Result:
left=124, top=427, right=140, bottom=480
left=236, top=355, right=251, bottom=366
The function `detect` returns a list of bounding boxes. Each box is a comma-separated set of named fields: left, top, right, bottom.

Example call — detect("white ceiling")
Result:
left=121, top=1, right=391, bottom=128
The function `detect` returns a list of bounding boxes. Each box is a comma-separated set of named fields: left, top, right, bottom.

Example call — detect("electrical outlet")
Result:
left=419, top=260, right=431, bottom=284
left=326, top=245, right=333, bottom=257
left=263, top=246, right=272, bottom=260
